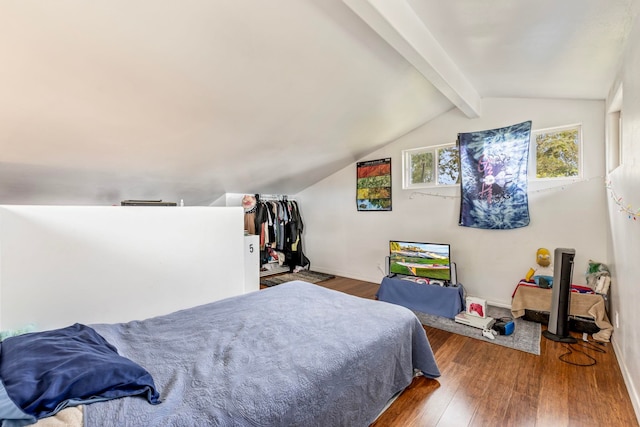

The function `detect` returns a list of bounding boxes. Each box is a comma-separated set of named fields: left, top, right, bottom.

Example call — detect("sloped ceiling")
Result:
left=0, top=0, right=637, bottom=205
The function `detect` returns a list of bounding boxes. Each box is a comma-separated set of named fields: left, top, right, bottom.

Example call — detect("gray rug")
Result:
left=260, top=270, right=335, bottom=287
left=414, top=305, right=541, bottom=355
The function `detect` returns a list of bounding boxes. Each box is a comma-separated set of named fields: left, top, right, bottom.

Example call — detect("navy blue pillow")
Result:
left=0, top=323, right=160, bottom=425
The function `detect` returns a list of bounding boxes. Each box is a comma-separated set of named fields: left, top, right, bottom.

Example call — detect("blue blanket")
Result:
left=0, top=323, right=159, bottom=427
left=85, top=281, right=440, bottom=426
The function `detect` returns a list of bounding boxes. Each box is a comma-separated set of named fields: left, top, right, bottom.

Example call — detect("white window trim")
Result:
left=530, top=123, right=583, bottom=181
left=606, top=83, right=623, bottom=174
left=402, top=147, right=433, bottom=190
left=402, top=143, right=457, bottom=190
left=402, top=123, right=584, bottom=190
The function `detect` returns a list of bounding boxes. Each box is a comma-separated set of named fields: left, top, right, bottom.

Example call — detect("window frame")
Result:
left=402, top=123, right=584, bottom=190
left=606, top=83, right=623, bottom=174
left=402, top=143, right=459, bottom=189
left=529, top=123, right=583, bottom=181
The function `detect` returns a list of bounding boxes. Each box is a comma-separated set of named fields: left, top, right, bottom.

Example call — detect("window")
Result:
left=403, top=124, right=582, bottom=189
left=437, top=146, right=460, bottom=185
left=404, top=148, right=434, bottom=187
left=402, top=144, right=460, bottom=188
left=531, top=124, right=581, bottom=179
left=607, top=84, right=622, bottom=173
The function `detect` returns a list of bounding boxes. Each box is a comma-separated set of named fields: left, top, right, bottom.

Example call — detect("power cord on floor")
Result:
left=558, top=336, right=607, bottom=367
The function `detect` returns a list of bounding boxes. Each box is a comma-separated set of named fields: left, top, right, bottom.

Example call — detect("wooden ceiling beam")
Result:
left=343, top=0, right=482, bottom=118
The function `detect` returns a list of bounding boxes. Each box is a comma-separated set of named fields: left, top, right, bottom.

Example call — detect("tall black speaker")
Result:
left=542, top=248, right=577, bottom=343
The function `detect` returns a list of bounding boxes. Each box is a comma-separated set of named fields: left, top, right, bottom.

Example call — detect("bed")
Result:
left=2, top=281, right=440, bottom=427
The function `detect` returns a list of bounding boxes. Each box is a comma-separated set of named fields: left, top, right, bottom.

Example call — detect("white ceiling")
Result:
left=0, top=0, right=637, bottom=205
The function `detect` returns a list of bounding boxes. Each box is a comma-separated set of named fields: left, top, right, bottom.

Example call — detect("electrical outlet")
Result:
left=615, top=311, right=620, bottom=328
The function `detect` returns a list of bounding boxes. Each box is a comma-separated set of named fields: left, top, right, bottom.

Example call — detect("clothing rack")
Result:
left=243, top=194, right=308, bottom=273
left=255, top=193, right=294, bottom=202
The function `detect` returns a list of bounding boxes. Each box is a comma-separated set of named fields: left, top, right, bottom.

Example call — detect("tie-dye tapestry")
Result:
left=458, top=121, right=532, bottom=230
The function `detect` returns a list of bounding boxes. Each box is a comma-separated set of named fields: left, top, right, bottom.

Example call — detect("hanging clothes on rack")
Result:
left=243, top=195, right=310, bottom=272
left=285, top=199, right=309, bottom=271
left=242, top=195, right=257, bottom=235
left=253, top=195, right=268, bottom=249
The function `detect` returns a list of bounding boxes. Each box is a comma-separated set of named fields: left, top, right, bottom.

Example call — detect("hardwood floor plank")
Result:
left=372, top=377, right=444, bottom=427
left=435, top=386, right=477, bottom=427
left=501, top=390, right=537, bottom=427
left=467, top=380, right=513, bottom=427
left=289, top=275, right=639, bottom=426
left=511, top=346, right=544, bottom=398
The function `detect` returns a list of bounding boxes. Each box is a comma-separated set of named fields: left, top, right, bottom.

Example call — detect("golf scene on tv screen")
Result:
left=389, top=241, right=451, bottom=281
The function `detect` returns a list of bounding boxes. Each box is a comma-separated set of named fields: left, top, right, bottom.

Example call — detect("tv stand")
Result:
left=376, top=276, right=465, bottom=319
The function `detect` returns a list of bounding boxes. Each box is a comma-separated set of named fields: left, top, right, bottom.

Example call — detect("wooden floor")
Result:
left=311, top=276, right=639, bottom=427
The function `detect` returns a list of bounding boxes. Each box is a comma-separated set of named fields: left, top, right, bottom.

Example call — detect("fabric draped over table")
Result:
left=511, top=283, right=613, bottom=342
left=377, top=277, right=465, bottom=319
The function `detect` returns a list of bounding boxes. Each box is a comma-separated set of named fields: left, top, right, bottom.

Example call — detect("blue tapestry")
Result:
left=458, top=121, right=531, bottom=230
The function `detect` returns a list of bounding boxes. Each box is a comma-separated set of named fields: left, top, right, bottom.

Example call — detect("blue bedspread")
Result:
left=85, top=281, right=440, bottom=426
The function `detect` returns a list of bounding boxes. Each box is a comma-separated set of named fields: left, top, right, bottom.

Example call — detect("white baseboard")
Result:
left=310, top=265, right=381, bottom=284
left=612, top=336, right=640, bottom=424
left=487, top=300, right=512, bottom=309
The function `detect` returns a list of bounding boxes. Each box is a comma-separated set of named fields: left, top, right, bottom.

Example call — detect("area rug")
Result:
left=260, top=270, right=335, bottom=287
left=414, top=305, right=541, bottom=355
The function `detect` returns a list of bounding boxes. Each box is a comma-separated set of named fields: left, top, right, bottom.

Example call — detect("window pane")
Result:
left=410, top=151, right=434, bottom=185
left=535, top=128, right=579, bottom=178
left=437, top=146, right=460, bottom=185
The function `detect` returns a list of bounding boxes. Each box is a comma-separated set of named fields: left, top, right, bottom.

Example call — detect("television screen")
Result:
left=389, top=240, right=451, bottom=281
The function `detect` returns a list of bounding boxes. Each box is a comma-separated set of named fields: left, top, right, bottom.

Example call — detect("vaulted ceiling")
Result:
left=1, top=1, right=637, bottom=205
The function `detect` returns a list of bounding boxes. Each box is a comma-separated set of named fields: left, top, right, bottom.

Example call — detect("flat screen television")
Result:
left=389, top=240, right=451, bottom=282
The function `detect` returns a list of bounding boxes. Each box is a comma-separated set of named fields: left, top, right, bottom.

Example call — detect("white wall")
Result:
left=605, top=15, right=640, bottom=419
left=0, top=205, right=245, bottom=331
left=298, top=97, right=608, bottom=307
left=210, top=193, right=246, bottom=207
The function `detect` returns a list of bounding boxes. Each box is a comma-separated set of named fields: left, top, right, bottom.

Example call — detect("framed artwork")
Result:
left=357, top=158, right=392, bottom=211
